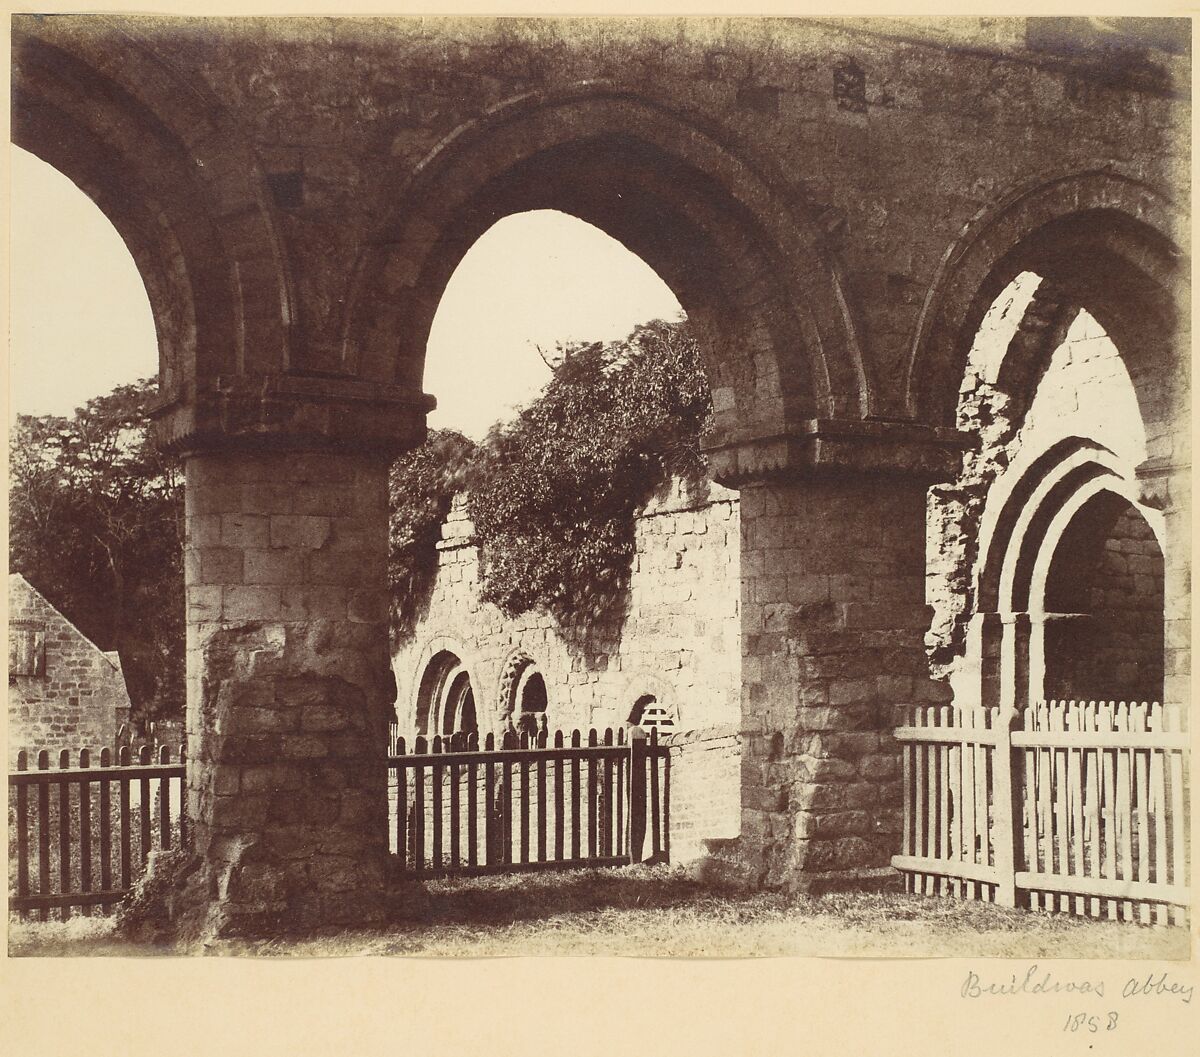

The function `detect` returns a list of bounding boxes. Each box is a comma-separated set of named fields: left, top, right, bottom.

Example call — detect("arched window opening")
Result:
left=628, top=694, right=675, bottom=729
left=513, top=668, right=548, bottom=738
left=1040, top=493, right=1164, bottom=704
left=415, top=650, right=478, bottom=737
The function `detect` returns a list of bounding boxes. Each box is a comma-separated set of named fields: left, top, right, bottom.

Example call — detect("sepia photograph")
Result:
left=3, top=6, right=1195, bottom=1049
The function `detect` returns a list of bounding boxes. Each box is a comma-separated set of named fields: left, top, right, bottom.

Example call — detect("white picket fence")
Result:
left=893, top=700, right=1189, bottom=925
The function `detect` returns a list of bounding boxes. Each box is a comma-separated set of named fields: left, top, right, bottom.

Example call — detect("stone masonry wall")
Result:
left=1044, top=505, right=1165, bottom=703
left=928, top=296, right=1157, bottom=701
left=393, top=476, right=741, bottom=737
left=8, top=574, right=131, bottom=762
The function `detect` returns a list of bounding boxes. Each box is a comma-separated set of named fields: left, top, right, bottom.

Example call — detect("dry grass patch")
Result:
left=8, top=865, right=1189, bottom=959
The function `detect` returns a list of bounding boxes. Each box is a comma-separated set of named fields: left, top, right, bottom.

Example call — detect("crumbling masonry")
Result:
left=12, top=15, right=1188, bottom=934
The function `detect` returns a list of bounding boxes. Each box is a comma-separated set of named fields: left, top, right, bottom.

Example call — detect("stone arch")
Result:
left=496, top=649, right=551, bottom=734
left=1037, top=493, right=1165, bottom=703
left=908, top=167, right=1187, bottom=439
left=961, top=435, right=1164, bottom=711
left=414, top=649, right=478, bottom=737
left=406, top=634, right=483, bottom=735
left=11, top=21, right=294, bottom=437
left=341, top=83, right=871, bottom=445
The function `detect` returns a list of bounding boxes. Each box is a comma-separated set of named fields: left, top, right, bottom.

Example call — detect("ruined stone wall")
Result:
left=927, top=298, right=1155, bottom=699
left=393, top=477, right=740, bottom=736
left=8, top=574, right=131, bottom=761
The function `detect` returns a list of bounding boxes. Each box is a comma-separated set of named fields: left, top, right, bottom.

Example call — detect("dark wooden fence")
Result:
left=9, top=745, right=187, bottom=920
left=389, top=727, right=670, bottom=878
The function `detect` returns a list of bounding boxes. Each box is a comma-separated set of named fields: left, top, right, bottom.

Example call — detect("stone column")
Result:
left=152, top=377, right=427, bottom=938
left=703, top=422, right=965, bottom=891
left=1139, top=459, right=1190, bottom=709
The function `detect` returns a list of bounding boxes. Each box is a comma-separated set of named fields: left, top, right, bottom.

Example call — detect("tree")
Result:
left=456, top=319, right=710, bottom=628
left=9, top=378, right=184, bottom=726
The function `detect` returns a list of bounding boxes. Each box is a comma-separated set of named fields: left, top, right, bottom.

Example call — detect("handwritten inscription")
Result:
left=962, top=965, right=1107, bottom=998
left=961, top=965, right=1194, bottom=1005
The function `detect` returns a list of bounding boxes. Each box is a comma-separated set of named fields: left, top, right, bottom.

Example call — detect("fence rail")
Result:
left=8, top=745, right=187, bottom=920
left=893, top=701, right=1189, bottom=925
left=388, top=726, right=669, bottom=878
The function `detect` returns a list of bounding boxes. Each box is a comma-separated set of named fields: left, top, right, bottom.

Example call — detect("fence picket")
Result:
left=1133, top=702, right=1151, bottom=925
left=1114, top=703, right=1133, bottom=920
left=519, top=734, right=531, bottom=865
left=449, top=738, right=461, bottom=870
left=570, top=730, right=582, bottom=861
left=99, top=748, right=113, bottom=912
left=901, top=707, right=914, bottom=893
left=58, top=749, right=72, bottom=920
left=1166, top=704, right=1186, bottom=928
left=553, top=731, right=565, bottom=861
left=536, top=731, right=548, bottom=862
left=79, top=748, right=93, bottom=917
left=138, top=745, right=153, bottom=866
left=413, top=737, right=426, bottom=877
left=37, top=750, right=51, bottom=922
left=1084, top=705, right=1101, bottom=918
left=431, top=736, right=444, bottom=872
left=158, top=745, right=173, bottom=851
left=16, top=751, right=30, bottom=921
left=1148, top=704, right=1168, bottom=926
left=649, top=728, right=662, bottom=861
left=586, top=729, right=599, bottom=861
left=467, top=733, right=478, bottom=868
left=1100, top=701, right=1117, bottom=919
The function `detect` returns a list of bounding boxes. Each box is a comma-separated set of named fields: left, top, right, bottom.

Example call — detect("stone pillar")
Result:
left=152, top=377, right=428, bottom=939
left=704, top=422, right=966, bottom=891
left=179, top=452, right=391, bottom=935
left=1139, top=460, right=1190, bottom=709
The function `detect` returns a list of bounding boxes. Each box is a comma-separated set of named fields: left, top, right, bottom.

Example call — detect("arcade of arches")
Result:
left=12, top=15, right=1187, bottom=937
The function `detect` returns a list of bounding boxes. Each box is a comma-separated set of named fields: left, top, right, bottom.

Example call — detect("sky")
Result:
left=7, top=146, right=682, bottom=439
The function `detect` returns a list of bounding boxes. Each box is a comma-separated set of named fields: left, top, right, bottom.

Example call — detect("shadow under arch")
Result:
left=341, top=83, right=871, bottom=447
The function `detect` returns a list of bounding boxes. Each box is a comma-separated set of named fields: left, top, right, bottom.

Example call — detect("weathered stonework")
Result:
left=11, top=16, right=1187, bottom=928
left=8, top=574, right=132, bottom=762
left=393, top=477, right=740, bottom=737
left=176, top=451, right=395, bottom=937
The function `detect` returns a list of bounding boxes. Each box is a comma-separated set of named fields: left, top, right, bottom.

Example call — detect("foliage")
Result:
left=387, top=429, right=478, bottom=639
left=9, top=379, right=184, bottom=724
left=466, top=318, right=710, bottom=622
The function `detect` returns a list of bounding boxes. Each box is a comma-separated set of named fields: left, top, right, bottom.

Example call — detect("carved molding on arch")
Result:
left=341, top=82, right=872, bottom=445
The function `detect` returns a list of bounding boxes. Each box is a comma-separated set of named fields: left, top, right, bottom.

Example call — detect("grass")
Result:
left=9, top=865, right=1191, bottom=959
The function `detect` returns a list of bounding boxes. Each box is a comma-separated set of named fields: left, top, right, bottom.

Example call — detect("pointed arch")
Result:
left=908, top=167, right=1187, bottom=435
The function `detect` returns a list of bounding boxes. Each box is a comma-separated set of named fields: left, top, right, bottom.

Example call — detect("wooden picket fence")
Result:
left=389, top=727, right=669, bottom=877
left=893, top=701, right=1189, bottom=925
left=8, top=745, right=187, bottom=920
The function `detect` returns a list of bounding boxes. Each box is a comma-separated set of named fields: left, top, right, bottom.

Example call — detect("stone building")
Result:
left=11, top=15, right=1187, bottom=935
left=393, top=476, right=740, bottom=737
left=8, top=573, right=132, bottom=761
left=392, top=477, right=742, bottom=860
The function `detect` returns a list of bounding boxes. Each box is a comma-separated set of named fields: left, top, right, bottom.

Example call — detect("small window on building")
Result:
left=10, top=622, right=46, bottom=678
left=629, top=694, right=674, bottom=729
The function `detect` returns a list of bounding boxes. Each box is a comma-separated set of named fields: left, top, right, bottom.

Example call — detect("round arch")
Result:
left=11, top=26, right=293, bottom=400
left=414, top=649, right=479, bottom=737
left=341, top=84, right=871, bottom=444
left=908, top=167, right=1186, bottom=433
left=407, top=634, right=483, bottom=735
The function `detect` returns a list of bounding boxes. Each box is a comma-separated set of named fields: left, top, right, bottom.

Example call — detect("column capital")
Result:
left=1135, top=454, right=1191, bottom=512
left=150, top=373, right=435, bottom=458
left=703, top=419, right=973, bottom=488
